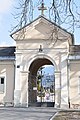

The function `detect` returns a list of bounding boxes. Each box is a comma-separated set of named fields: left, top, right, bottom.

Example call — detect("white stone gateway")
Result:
left=0, top=15, right=80, bottom=109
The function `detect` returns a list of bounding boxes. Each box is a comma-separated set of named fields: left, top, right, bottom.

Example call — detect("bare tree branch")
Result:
left=11, top=0, right=80, bottom=37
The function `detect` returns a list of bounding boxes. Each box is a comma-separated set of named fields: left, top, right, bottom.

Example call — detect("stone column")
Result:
left=54, top=71, right=61, bottom=108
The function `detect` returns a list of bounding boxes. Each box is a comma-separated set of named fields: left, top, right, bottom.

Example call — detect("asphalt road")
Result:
left=0, top=107, right=57, bottom=120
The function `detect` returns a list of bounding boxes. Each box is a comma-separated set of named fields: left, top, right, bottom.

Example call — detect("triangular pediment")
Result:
left=11, top=16, right=73, bottom=45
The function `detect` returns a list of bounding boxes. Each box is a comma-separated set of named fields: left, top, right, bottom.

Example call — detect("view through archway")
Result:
left=37, top=65, right=55, bottom=103
left=28, top=58, right=55, bottom=107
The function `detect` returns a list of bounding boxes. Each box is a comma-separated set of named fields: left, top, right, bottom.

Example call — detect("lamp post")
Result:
left=41, top=68, right=43, bottom=103
left=38, top=66, right=45, bottom=104
left=39, top=66, right=45, bottom=103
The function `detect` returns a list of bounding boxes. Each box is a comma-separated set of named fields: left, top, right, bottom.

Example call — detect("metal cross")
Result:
left=38, top=0, right=47, bottom=15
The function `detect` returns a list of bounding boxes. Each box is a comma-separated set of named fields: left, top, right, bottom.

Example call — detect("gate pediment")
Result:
left=11, top=16, right=73, bottom=45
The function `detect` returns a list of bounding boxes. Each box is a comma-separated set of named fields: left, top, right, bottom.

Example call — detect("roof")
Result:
left=69, top=45, right=80, bottom=55
left=10, top=15, right=74, bottom=44
left=0, top=46, right=15, bottom=57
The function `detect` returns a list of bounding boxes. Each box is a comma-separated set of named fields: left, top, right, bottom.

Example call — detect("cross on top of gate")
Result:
left=38, top=0, right=47, bottom=15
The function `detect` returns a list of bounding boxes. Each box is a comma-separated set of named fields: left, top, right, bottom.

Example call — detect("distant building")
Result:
left=42, top=74, right=54, bottom=88
left=0, top=15, right=80, bottom=108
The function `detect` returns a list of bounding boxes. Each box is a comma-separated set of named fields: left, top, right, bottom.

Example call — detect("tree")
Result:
left=12, top=0, right=80, bottom=33
left=11, top=0, right=80, bottom=46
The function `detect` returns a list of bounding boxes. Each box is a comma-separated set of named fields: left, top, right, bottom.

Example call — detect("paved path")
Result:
left=0, top=107, right=58, bottom=120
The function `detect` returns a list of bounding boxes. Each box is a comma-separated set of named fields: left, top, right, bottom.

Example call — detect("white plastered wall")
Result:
left=0, top=61, right=15, bottom=105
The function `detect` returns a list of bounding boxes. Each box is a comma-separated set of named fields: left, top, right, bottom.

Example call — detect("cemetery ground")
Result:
left=0, top=107, right=80, bottom=120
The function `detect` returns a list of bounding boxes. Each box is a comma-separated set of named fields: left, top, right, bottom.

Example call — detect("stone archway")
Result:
left=28, top=58, right=55, bottom=107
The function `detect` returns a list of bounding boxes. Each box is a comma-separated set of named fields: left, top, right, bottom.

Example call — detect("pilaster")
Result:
left=14, top=71, right=29, bottom=107
left=54, top=71, right=61, bottom=108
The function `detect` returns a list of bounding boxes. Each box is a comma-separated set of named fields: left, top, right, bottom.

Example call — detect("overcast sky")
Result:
left=0, top=0, right=80, bottom=46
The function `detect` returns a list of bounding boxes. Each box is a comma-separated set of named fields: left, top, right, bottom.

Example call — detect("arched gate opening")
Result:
left=28, top=58, right=55, bottom=107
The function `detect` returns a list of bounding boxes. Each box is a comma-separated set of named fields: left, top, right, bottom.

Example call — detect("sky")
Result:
left=41, top=65, right=54, bottom=75
left=0, top=0, right=16, bottom=46
left=0, top=0, right=80, bottom=46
